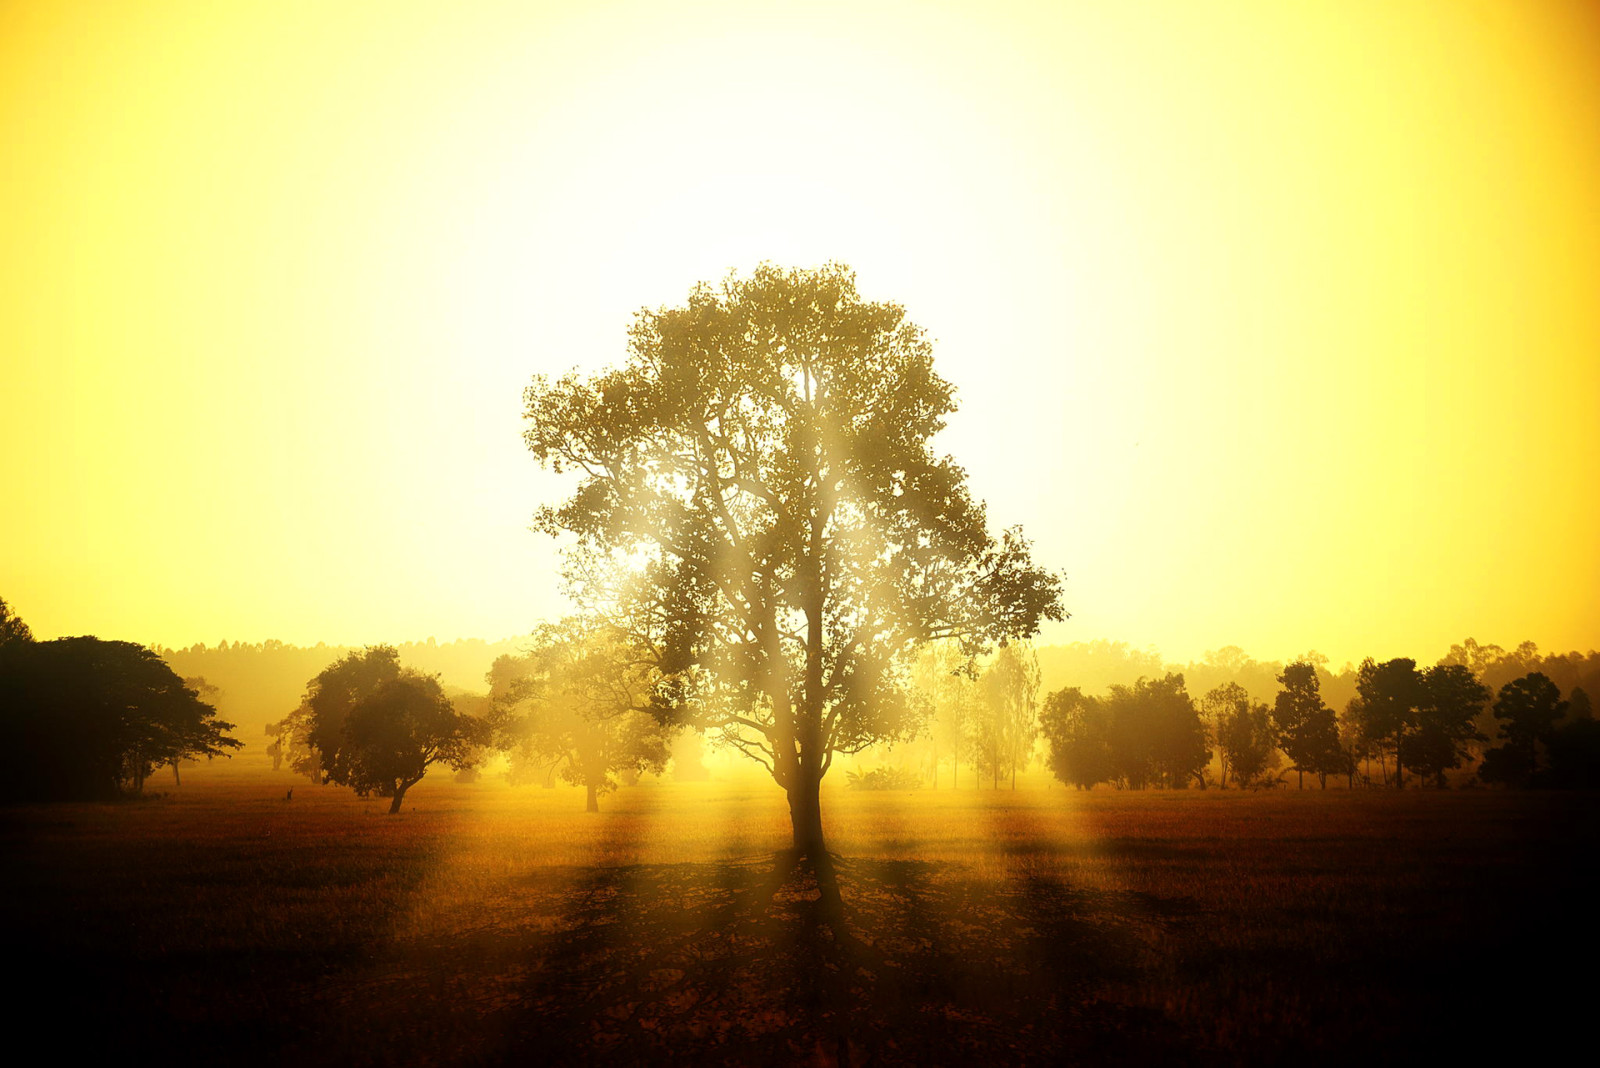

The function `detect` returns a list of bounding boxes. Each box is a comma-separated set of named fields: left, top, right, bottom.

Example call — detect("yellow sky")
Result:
left=3, top=0, right=1597, bottom=668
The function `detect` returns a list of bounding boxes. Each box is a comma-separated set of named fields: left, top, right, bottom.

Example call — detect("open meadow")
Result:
left=6, top=765, right=1595, bottom=1065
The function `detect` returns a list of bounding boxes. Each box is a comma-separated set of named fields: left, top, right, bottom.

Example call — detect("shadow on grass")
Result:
left=405, top=848, right=1182, bottom=1066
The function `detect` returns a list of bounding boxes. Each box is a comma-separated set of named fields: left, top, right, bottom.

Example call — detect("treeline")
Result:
left=894, top=638, right=1600, bottom=790
left=158, top=635, right=530, bottom=742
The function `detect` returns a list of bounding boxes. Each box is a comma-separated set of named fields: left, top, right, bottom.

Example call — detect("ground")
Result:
left=4, top=767, right=1595, bottom=1064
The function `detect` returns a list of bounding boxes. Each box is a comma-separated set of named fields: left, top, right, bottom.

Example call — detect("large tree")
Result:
left=522, top=264, right=1063, bottom=855
left=300, top=647, right=484, bottom=813
left=0, top=635, right=239, bottom=801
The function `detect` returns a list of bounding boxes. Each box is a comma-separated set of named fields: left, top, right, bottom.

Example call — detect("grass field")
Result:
left=6, top=766, right=1595, bottom=1065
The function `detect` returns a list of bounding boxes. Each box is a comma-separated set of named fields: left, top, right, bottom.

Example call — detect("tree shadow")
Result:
left=486, top=846, right=1188, bottom=1065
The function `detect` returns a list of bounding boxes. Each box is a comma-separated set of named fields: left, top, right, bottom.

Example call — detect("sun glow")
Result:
left=3, top=0, right=1597, bottom=665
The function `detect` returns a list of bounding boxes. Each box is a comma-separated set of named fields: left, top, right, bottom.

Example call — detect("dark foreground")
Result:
left=5, top=778, right=1595, bottom=1065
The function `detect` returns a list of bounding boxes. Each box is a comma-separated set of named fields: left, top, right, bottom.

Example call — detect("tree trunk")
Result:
left=787, top=770, right=826, bottom=857
left=388, top=782, right=411, bottom=814
left=586, top=781, right=600, bottom=813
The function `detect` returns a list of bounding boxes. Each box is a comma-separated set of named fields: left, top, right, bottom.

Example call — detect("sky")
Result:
left=3, top=0, right=1597, bottom=669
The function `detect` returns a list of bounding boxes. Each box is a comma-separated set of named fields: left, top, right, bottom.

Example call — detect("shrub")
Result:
left=845, top=766, right=923, bottom=791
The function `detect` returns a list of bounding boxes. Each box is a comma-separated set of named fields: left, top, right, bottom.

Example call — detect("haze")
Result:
left=4, top=0, right=1597, bottom=666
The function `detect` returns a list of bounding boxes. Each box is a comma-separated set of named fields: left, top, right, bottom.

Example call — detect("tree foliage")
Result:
left=910, top=639, right=979, bottom=788
left=1039, top=686, right=1114, bottom=789
left=1039, top=674, right=1207, bottom=790
left=1105, top=674, right=1209, bottom=789
left=1479, top=672, right=1568, bottom=787
left=975, top=642, right=1040, bottom=788
left=0, top=632, right=239, bottom=801
left=1203, top=681, right=1277, bottom=788
left=1403, top=663, right=1490, bottom=787
left=845, top=766, right=923, bottom=791
left=0, top=596, right=33, bottom=649
left=1273, top=662, right=1343, bottom=788
left=1350, top=658, right=1423, bottom=787
left=299, top=647, right=484, bottom=813
left=488, top=623, right=671, bottom=812
left=522, top=263, right=1063, bottom=852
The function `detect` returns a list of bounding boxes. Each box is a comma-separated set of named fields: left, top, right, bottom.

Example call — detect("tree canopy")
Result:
left=1273, top=662, right=1343, bottom=788
left=0, top=596, right=33, bottom=649
left=1204, top=681, right=1277, bottom=788
left=0, top=633, right=239, bottom=801
left=1350, top=657, right=1423, bottom=787
left=1039, top=686, right=1114, bottom=790
left=1479, top=672, right=1567, bottom=787
left=298, top=646, right=484, bottom=813
left=488, top=623, right=671, bottom=811
left=523, top=263, right=1064, bottom=853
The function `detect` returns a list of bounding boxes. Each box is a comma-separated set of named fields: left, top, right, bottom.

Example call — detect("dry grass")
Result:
left=5, top=767, right=1594, bottom=1064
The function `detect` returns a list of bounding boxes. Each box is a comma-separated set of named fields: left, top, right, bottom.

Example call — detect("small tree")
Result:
left=976, top=642, right=1040, bottom=789
left=1274, top=662, right=1342, bottom=789
left=270, top=701, right=324, bottom=783
left=301, top=647, right=484, bottom=813
left=911, top=640, right=978, bottom=788
left=489, top=624, right=671, bottom=812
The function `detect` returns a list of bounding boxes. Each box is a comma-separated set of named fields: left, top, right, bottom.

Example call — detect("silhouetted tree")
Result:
left=1039, top=686, right=1114, bottom=789
left=0, top=636, right=239, bottom=801
left=1479, top=672, right=1567, bottom=787
left=522, top=263, right=1063, bottom=855
left=1547, top=691, right=1600, bottom=789
left=1105, top=673, right=1208, bottom=789
left=1402, top=664, right=1490, bottom=787
left=488, top=623, right=671, bottom=812
left=1274, top=662, right=1343, bottom=788
left=301, top=647, right=484, bottom=813
left=270, top=701, right=324, bottom=783
left=0, top=597, right=33, bottom=649
left=1352, top=658, right=1423, bottom=787
left=1568, top=687, right=1593, bottom=721
left=1204, top=682, right=1276, bottom=787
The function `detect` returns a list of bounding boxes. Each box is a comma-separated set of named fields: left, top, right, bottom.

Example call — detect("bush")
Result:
left=845, top=766, right=923, bottom=791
